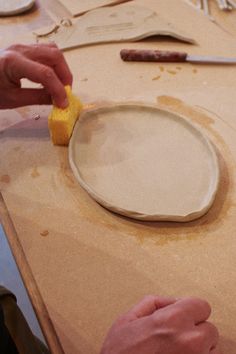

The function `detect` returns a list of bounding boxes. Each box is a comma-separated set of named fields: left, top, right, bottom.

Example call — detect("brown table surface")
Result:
left=1, top=1, right=236, bottom=353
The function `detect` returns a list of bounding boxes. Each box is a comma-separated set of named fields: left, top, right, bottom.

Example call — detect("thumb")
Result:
left=125, top=295, right=178, bottom=321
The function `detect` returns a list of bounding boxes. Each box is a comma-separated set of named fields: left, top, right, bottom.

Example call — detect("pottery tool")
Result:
left=202, top=0, right=210, bottom=15
left=226, top=0, right=236, bottom=8
left=229, top=0, right=236, bottom=7
left=120, top=49, right=236, bottom=64
left=48, top=86, right=83, bottom=146
left=216, top=0, right=230, bottom=9
left=185, top=0, right=212, bottom=17
left=186, top=0, right=235, bottom=12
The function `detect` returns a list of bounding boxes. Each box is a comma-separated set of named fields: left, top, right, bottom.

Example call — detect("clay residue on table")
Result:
left=167, top=70, right=177, bottom=75
left=31, top=167, right=40, bottom=178
left=60, top=159, right=76, bottom=188
left=157, top=96, right=215, bottom=127
left=152, top=75, right=161, bottom=81
left=40, top=230, right=49, bottom=237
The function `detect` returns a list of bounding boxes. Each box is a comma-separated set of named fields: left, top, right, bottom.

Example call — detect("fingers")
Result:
left=0, top=88, right=51, bottom=108
left=197, top=322, right=219, bottom=351
left=3, top=43, right=72, bottom=108
left=7, top=43, right=73, bottom=87
left=181, top=298, right=212, bottom=324
left=6, top=54, right=68, bottom=108
left=174, top=297, right=211, bottom=325
left=126, top=295, right=178, bottom=320
left=125, top=296, right=211, bottom=325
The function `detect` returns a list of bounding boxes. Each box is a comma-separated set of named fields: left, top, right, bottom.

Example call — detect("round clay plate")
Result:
left=0, top=0, right=35, bottom=16
left=69, top=103, right=219, bottom=222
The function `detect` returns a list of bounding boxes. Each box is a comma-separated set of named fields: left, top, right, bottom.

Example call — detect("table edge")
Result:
left=0, top=192, right=65, bottom=354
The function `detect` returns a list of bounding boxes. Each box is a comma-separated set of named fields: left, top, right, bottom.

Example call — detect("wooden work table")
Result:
left=1, top=1, right=236, bottom=353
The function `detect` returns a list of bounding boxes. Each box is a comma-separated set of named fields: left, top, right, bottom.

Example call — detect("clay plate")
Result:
left=69, top=103, right=219, bottom=222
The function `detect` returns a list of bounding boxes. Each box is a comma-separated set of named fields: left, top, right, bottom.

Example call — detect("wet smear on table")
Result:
left=193, top=68, right=198, bottom=74
left=0, top=175, right=10, bottom=183
left=13, top=146, right=21, bottom=152
left=176, top=66, right=182, bottom=70
left=167, top=70, right=177, bottom=75
left=81, top=78, right=88, bottom=82
left=157, top=96, right=214, bottom=127
left=159, top=66, right=165, bottom=72
left=31, top=167, right=40, bottom=178
left=152, top=75, right=161, bottom=81
left=60, top=161, right=76, bottom=188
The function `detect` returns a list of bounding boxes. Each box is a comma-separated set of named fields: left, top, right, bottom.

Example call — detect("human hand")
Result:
left=0, top=43, right=72, bottom=109
left=100, top=296, right=221, bottom=354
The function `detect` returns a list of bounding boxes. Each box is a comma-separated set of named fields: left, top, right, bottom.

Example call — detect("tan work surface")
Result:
left=1, top=1, right=236, bottom=354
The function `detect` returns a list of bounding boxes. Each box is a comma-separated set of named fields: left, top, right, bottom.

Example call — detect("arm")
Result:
left=0, top=43, right=72, bottom=109
left=101, top=296, right=221, bottom=354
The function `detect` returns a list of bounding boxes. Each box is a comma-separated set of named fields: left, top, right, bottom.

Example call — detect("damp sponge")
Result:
left=48, top=86, right=83, bottom=146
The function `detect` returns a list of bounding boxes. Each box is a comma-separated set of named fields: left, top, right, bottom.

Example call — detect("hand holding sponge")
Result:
left=48, top=86, right=83, bottom=146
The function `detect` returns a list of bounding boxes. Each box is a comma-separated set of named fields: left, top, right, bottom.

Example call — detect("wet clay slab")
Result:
left=69, top=103, right=220, bottom=222
left=57, top=0, right=130, bottom=17
left=32, top=4, right=194, bottom=50
left=0, top=0, right=35, bottom=16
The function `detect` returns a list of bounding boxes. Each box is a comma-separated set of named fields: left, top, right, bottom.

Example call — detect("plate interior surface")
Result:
left=69, top=103, right=219, bottom=221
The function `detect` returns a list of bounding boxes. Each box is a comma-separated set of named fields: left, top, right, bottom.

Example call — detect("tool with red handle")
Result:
left=120, top=49, right=236, bottom=64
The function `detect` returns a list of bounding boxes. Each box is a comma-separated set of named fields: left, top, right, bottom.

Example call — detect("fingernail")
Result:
left=61, top=97, right=69, bottom=109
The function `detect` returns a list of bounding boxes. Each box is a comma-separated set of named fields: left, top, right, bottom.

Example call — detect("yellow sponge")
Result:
left=48, top=86, right=83, bottom=146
